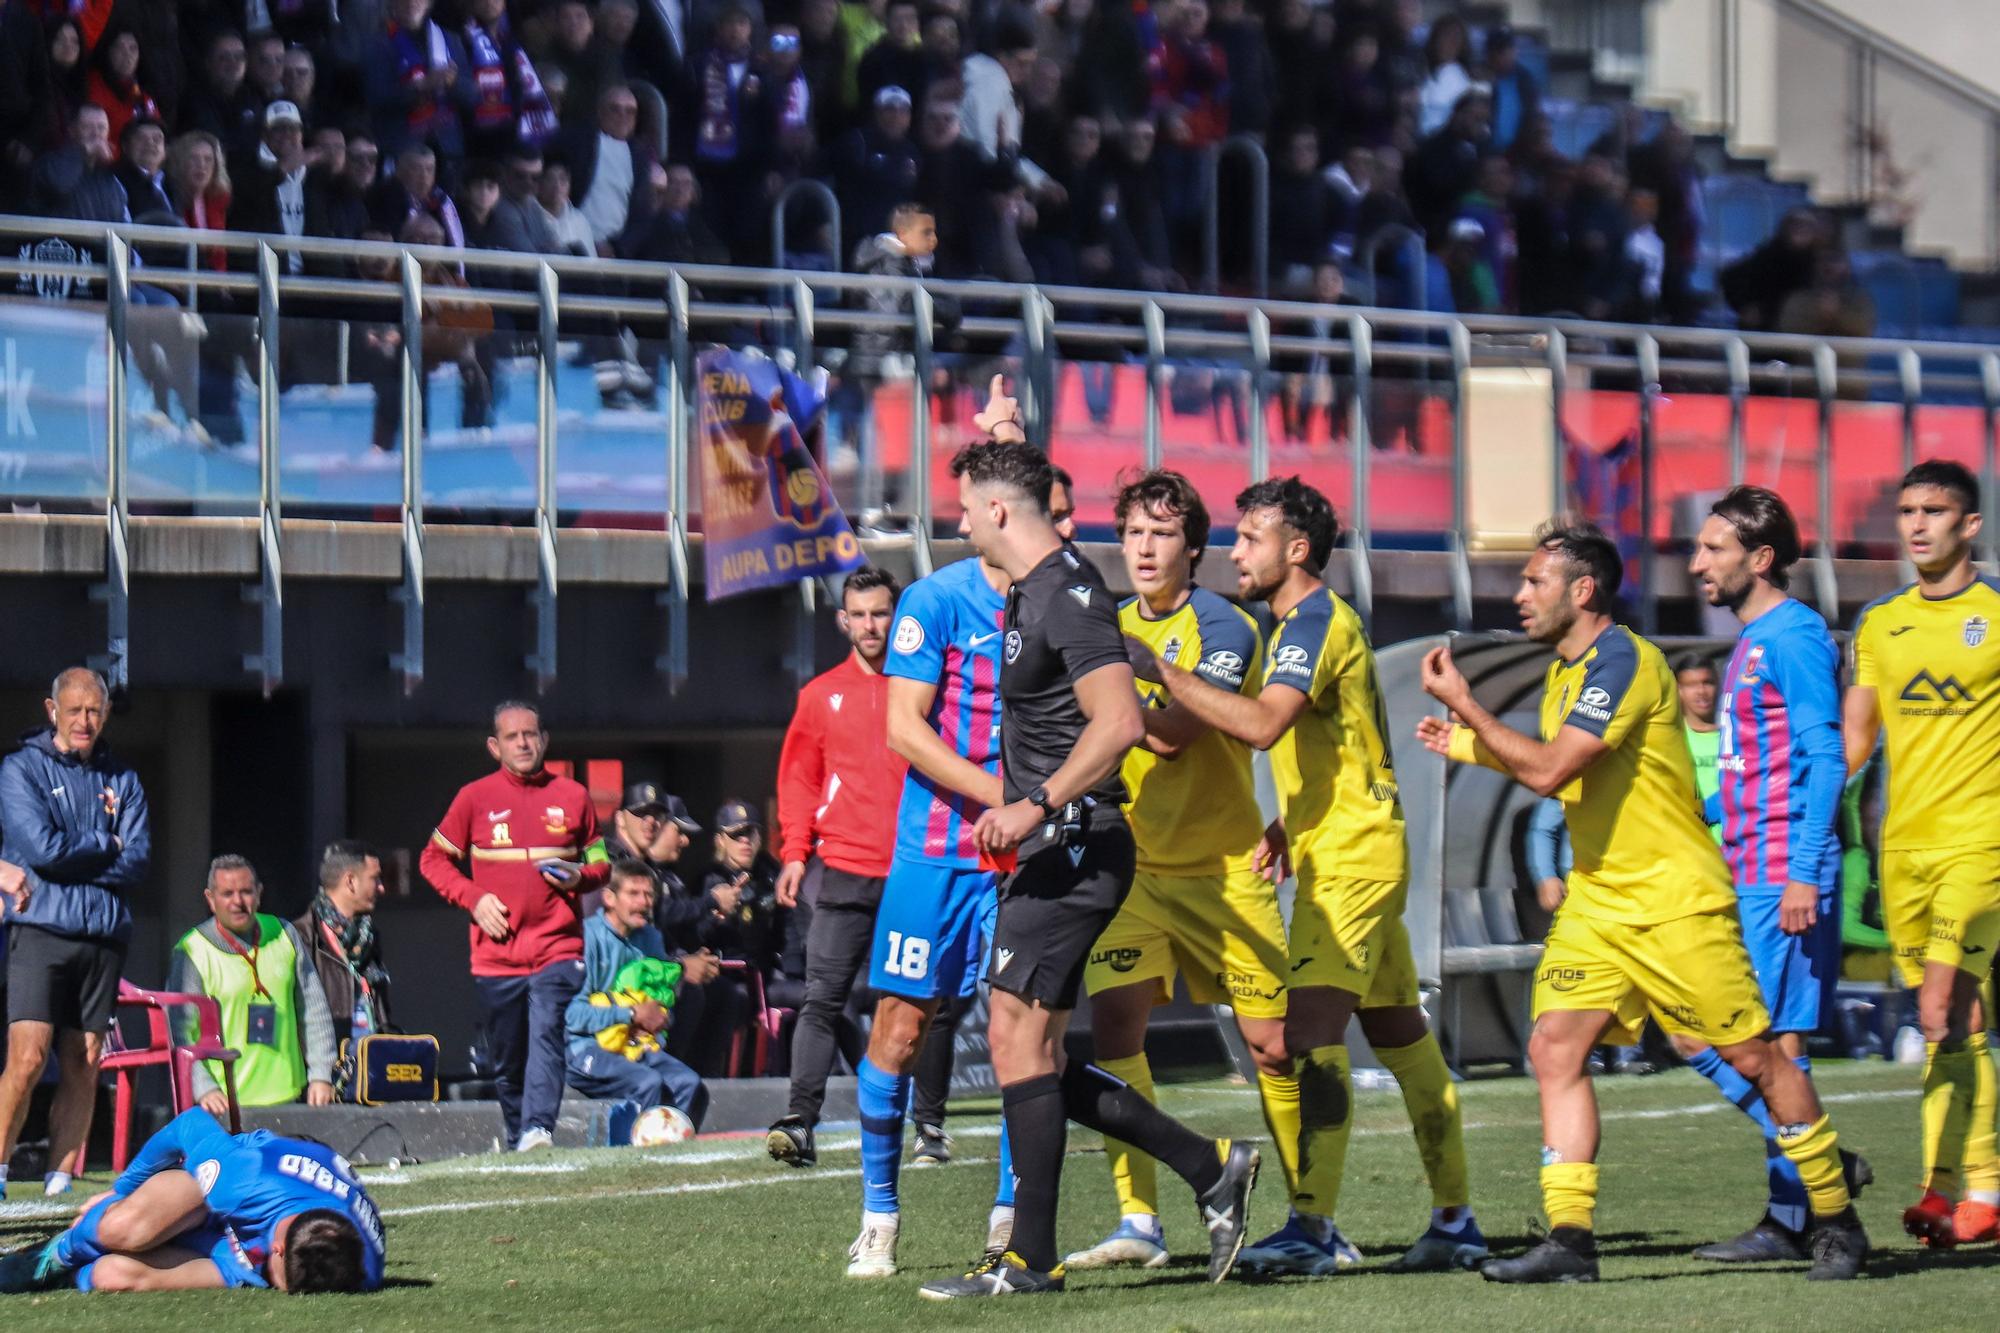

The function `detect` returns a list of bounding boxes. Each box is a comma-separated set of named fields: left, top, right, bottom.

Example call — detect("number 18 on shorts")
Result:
left=868, top=860, right=997, bottom=1002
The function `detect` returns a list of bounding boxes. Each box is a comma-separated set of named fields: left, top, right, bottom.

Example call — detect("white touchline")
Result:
left=367, top=1086, right=1914, bottom=1208
left=0, top=1086, right=1911, bottom=1227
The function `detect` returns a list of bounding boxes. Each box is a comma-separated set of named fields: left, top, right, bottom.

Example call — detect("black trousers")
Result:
left=784, top=866, right=882, bottom=1123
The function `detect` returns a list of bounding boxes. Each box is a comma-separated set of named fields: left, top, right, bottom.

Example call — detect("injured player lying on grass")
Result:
left=0, top=1106, right=383, bottom=1294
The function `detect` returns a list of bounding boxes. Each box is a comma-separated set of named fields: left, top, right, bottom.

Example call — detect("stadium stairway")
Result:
left=1462, top=1, right=1970, bottom=338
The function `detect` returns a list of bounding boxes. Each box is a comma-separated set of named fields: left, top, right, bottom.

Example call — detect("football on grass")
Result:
left=631, top=1105, right=696, bottom=1146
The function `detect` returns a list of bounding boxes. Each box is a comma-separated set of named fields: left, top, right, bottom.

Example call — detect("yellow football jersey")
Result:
left=1851, top=576, right=2000, bottom=851
left=1532, top=624, right=1734, bottom=925
left=1122, top=587, right=1266, bottom=874
left=1263, top=587, right=1408, bottom=882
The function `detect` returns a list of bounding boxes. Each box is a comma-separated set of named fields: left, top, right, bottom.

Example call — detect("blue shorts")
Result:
left=77, top=1221, right=266, bottom=1291
left=1737, top=886, right=1840, bottom=1034
left=869, top=859, right=997, bottom=1002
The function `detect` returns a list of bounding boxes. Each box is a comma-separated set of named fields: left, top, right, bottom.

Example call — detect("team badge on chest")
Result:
left=545, top=805, right=569, bottom=835
left=1967, top=615, right=1988, bottom=648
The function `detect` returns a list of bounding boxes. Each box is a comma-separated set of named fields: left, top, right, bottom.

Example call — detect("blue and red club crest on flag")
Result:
left=696, top=346, right=863, bottom=601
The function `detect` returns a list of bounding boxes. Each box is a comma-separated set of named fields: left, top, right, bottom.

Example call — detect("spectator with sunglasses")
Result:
left=693, top=800, right=801, bottom=1075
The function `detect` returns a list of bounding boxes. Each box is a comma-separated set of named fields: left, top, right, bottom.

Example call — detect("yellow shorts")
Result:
left=1535, top=907, right=1772, bottom=1047
left=1084, top=860, right=1288, bottom=1018
left=1881, top=845, right=2000, bottom=985
left=1288, top=873, right=1420, bottom=1008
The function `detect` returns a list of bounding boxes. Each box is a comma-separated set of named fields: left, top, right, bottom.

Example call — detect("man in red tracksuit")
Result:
left=766, top=568, right=909, bottom=1163
left=421, top=700, right=608, bottom=1151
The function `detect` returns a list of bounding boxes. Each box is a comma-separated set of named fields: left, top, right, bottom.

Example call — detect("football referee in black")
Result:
left=920, top=379, right=1259, bottom=1300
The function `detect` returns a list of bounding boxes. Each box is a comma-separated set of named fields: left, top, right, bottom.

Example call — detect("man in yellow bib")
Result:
left=1063, top=469, right=1294, bottom=1270
left=1132, top=476, right=1481, bottom=1274
left=168, top=855, right=338, bottom=1112
left=1844, top=459, right=2000, bottom=1248
left=1419, top=520, right=1867, bottom=1282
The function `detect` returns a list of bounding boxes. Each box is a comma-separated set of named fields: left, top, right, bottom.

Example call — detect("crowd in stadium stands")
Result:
left=0, top=0, right=1876, bottom=338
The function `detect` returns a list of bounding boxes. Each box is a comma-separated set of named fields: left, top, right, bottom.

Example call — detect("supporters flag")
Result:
left=696, top=346, right=864, bottom=601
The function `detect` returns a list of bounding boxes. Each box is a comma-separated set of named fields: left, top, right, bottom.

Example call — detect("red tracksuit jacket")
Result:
left=776, top=654, right=907, bottom=877
left=420, top=766, right=609, bottom=976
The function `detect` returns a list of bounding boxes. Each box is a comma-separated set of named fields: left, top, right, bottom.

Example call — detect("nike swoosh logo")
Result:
left=1891, top=626, right=1915, bottom=636
left=969, top=632, right=1002, bottom=647
left=1290, top=957, right=1313, bottom=973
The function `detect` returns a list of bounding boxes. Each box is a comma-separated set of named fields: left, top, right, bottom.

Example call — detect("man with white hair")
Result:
left=0, top=668, right=152, bottom=1199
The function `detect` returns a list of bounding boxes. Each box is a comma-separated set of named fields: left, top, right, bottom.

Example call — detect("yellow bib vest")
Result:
left=177, top=914, right=305, bottom=1105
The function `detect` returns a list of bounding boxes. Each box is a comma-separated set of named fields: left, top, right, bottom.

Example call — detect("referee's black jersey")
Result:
left=1000, top=544, right=1129, bottom=806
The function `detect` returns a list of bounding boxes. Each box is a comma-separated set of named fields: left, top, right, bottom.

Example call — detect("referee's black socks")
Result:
left=1060, top=1062, right=1225, bottom=1197
left=1001, top=1074, right=1068, bottom=1272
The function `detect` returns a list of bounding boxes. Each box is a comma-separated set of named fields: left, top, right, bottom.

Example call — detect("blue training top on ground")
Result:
left=1716, top=596, right=1845, bottom=894
left=112, top=1108, right=386, bottom=1290
left=884, top=558, right=1006, bottom=867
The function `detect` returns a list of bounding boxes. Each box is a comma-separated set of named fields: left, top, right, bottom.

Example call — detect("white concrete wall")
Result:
left=1640, top=0, right=1996, bottom=264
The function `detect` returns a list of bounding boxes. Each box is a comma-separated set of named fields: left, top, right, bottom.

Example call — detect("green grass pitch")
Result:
left=0, top=1060, right=1992, bottom=1330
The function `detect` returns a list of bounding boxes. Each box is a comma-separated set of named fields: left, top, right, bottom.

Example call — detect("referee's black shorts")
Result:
left=988, top=814, right=1135, bottom=1009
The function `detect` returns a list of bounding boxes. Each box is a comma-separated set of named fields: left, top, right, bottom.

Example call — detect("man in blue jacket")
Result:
left=0, top=667, right=151, bottom=1199
left=565, top=860, right=707, bottom=1130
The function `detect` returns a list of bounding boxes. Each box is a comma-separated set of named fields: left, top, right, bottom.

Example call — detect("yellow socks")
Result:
left=1774, top=1114, right=1851, bottom=1218
left=1375, top=1034, right=1470, bottom=1210
left=1924, top=1040, right=1973, bottom=1197
left=1540, top=1160, right=1598, bottom=1231
left=1098, top=1053, right=1159, bottom=1218
left=1294, top=1045, right=1352, bottom=1218
left=1962, top=1032, right=1999, bottom=1196
left=1257, top=1066, right=1302, bottom=1201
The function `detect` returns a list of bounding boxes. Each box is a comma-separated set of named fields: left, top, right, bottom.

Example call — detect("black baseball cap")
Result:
left=623, top=782, right=702, bottom=832
left=714, top=799, right=762, bottom=833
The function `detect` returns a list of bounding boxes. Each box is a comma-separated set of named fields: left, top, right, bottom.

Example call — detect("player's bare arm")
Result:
left=886, top=676, right=1005, bottom=808
left=1135, top=697, right=1212, bottom=758
left=1134, top=638, right=1312, bottom=751
left=1419, top=645, right=1608, bottom=796
left=974, top=663, right=1145, bottom=852
left=1840, top=685, right=1880, bottom=777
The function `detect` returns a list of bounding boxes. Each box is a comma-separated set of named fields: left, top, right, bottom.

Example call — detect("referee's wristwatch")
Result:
left=1028, top=785, right=1058, bottom=819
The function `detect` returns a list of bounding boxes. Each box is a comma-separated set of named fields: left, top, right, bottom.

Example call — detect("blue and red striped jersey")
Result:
left=884, top=558, right=1006, bottom=867
left=1717, top=596, right=1845, bottom=893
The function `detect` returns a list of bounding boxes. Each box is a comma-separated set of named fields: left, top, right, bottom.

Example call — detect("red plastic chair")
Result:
left=87, top=981, right=243, bottom=1173
left=717, top=960, right=790, bottom=1078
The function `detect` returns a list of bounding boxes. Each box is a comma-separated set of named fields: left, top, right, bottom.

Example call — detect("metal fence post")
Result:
left=1142, top=300, right=1165, bottom=470
left=529, top=262, right=560, bottom=693
left=1546, top=327, right=1568, bottom=519
left=1897, top=346, right=1921, bottom=477
left=1811, top=342, right=1841, bottom=615
left=1346, top=311, right=1374, bottom=630
left=658, top=273, right=693, bottom=691
left=910, top=283, right=936, bottom=577
left=1247, top=308, right=1271, bottom=487
left=1726, top=336, right=1749, bottom=484
left=1637, top=333, right=1660, bottom=637
left=390, top=252, right=426, bottom=693
left=789, top=276, right=814, bottom=373
left=1021, top=288, right=1052, bottom=450
left=1446, top=320, right=1473, bottom=631
left=245, top=241, right=283, bottom=696
left=98, top=234, right=131, bottom=694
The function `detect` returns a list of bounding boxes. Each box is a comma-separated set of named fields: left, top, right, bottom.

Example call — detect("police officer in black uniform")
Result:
left=918, top=378, right=1259, bottom=1301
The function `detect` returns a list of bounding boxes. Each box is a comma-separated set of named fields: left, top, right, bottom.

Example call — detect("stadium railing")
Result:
left=0, top=213, right=1994, bottom=696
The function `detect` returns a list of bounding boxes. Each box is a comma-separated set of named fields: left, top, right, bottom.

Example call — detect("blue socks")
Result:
left=994, top=1120, right=1015, bottom=1208
left=1686, top=1046, right=1810, bottom=1233
left=51, top=1194, right=116, bottom=1269
left=857, top=1057, right=912, bottom=1215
